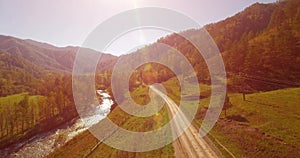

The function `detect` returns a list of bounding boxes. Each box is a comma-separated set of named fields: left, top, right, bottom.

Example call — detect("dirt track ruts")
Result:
left=150, top=86, right=220, bottom=158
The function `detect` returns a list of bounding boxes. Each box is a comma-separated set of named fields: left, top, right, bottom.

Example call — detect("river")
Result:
left=1, top=90, right=113, bottom=158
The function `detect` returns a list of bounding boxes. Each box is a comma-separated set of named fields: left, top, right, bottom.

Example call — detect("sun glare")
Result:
left=131, top=0, right=139, bottom=8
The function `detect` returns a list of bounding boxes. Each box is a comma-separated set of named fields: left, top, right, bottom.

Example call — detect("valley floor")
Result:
left=48, top=86, right=300, bottom=158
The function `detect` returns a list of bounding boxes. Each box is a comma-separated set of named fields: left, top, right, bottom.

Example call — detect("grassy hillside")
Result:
left=193, top=88, right=300, bottom=157
left=49, top=78, right=300, bottom=157
left=1, top=0, right=299, bottom=156
left=48, top=76, right=212, bottom=157
left=48, top=0, right=300, bottom=157
left=47, top=89, right=174, bottom=158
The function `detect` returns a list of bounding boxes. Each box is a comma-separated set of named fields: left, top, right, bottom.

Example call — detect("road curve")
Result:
left=150, top=86, right=220, bottom=158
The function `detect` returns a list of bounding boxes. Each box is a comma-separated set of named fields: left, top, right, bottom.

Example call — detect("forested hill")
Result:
left=0, top=35, right=117, bottom=73
left=0, top=35, right=119, bottom=149
left=209, top=0, right=300, bottom=90
left=206, top=0, right=300, bottom=77
left=153, top=0, right=300, bottom=92
left=69, top=0, right=300, bottom=93
left=1, top=0, right=299, bottom=96
left=0, top=35, right=117, bottom=96
left=0, top=0, right=299, bottom=152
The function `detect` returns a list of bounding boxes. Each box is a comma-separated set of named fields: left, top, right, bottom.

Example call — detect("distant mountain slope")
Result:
left=98, top=0, right=299, bottom=93
left=0, top=51, right=43, bottom=95
left=156, top=0, right=300, bottom=91
left=0, top=35, right=118, bottom=96
left=0, top=0, right=299, bottom=94
left=0, top=35, right=117, bottom=73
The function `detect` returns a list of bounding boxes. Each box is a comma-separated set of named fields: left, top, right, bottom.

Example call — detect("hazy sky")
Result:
left=0, top=0, right=277, bottom=55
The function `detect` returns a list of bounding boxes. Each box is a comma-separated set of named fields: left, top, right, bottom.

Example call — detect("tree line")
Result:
left=0, top=74, right=78, bottom=149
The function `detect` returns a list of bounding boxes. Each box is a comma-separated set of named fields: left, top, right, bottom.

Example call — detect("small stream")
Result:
left=1, top=90, right=113, bottom=158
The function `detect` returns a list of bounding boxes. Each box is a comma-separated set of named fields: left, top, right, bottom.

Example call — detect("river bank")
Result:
left=0, top=90, right=113, bottom=158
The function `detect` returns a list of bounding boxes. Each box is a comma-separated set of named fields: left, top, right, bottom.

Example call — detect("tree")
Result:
left=56, top=91, right=65, bottom=114
left=8, top=105, right=16, bottom=136
left=47, top=92, right=57, bottom=117
left=19, top=94, right=29, bottom=132
left=293, top=7, right=300, bottom=30
left=38, top=98, right=47, bottom=121
left=3, top=109, right=9, bottom=137
left=223, top=94, right=232, bottom=117
left=268, top=8, right=285, bottom=29
left=0, top=112, right=3, bottom=138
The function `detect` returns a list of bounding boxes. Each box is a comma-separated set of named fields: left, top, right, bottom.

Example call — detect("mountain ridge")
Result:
left=0, top=0, right=299, bottom=94
left=0, top=34, right=118, bottom=73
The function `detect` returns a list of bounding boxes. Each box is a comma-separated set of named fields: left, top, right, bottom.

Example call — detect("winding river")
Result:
left=1, top=90, right=113, bottom=158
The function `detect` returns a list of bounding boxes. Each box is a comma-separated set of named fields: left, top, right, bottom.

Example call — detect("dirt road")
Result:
left=150, top=86, right=220, bottom=158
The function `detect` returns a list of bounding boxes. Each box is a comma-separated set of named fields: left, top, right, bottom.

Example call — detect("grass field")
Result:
left=48, top=76, right=300, bottom=157
left=159, top=78, right=300, bottom=157
left=0, top=93, right=41, bottom=110
left=193, top=88, right=300, bottom=157
left=48, top=84, right=174, bottom=158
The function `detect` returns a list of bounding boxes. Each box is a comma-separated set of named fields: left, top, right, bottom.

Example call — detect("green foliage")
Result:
left=0, top=52, right=42, bottom=96
left=0, top=74, right=78, bottom=149
left=206, top=0, right=300, bottom=91
left=48, top=100, right=174, bottom=158
left=0, top=0, right=299, bottom=155
left=0, top=94, right=42, bottom=145
left=118, top=0, right=300, bottom=93
left=220, top=88, right=300, bottom=157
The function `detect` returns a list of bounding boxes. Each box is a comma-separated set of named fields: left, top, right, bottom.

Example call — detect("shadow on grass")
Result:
left=226, top=114, right=249, bottom=123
